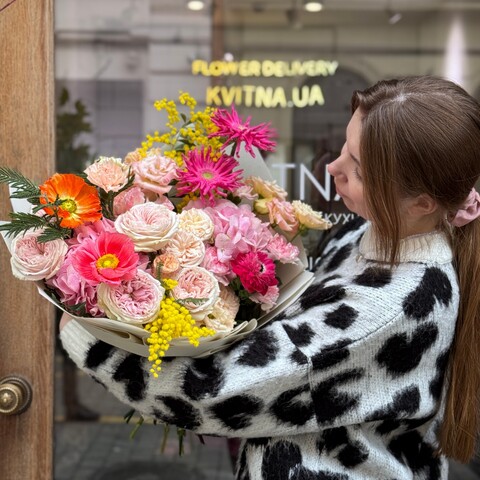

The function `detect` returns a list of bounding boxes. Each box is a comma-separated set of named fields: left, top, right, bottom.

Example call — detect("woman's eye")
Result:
left=353, top=167, right=362, bottom=180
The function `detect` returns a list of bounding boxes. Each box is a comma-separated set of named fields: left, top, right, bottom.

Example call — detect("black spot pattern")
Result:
left=324, top=304, right=359, bottom=330
left=300, top=284, right=346, bottom=311
left=112, top=354, right=147, bottom=402
left=85, top=341, right=115, bottom=369
left=246, top=437, right=269, bottom=447
left=402, top=267, right=452, bottom=320
left=311, top=339, right=352, bottom=371
left=353, top=267, right=392, bottom=288
left=429, top=349, right=451, bottom=400
left=290, top=349, right=308, bottom=366
left=237, top=446, right=250, bottom=480
left=210, top=394, right=263, bottom=430
left=152, top=395, right=202, bottom=430
left=236, top=329, right=279, bottom=367
left=332, top=216, right=365, bottom=241
left=376, top=322, right=439, bottom=376
left=283, top=323, right=315, bottom=347
left=182, top=356, right=225, bottom=401
left=325, top=244, right=353, bottom=272
left=318, top=427, right=369, bottom=468
left=388, top=431, right=441, bottom=479
left=312, top=369, right=364, bottom=424
left=270, top=385, right=314, bottom=426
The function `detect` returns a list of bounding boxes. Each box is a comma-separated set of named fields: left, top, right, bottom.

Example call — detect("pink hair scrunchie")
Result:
left=449, top=188, right=480, bottom=227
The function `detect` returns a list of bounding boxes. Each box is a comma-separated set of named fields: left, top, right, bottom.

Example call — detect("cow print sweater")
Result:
left=61, top=218, right=459, bottom=480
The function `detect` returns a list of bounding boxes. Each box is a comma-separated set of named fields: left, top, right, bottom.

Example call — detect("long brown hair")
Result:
left=352, top=76, right=480, bottom=462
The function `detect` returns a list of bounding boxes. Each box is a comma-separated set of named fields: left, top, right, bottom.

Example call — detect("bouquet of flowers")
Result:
left=0, top=92, right=331, bottom=377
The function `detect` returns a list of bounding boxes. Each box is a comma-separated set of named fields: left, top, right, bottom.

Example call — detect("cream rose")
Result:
left=10, top=230, right=68, bottom=281
left=114, top=203, right=179, bottom=252
left=204, top=286, right=239, bottom=333
left=97, top=269, right=164, bottom=324
left=292, top=200, right=332, bottom=230
left=171, top=266, right=220, bottom=321
left=153, top=252, right=180, bottom=278
left=163, top=230, right=206, bottom=267
left=178, top=208, right=214, bottom=241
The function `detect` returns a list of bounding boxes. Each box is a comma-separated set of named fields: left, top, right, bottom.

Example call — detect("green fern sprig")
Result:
left=0, top=167, right=40, bottom=203
left=0, top=212, right=70, bottom=242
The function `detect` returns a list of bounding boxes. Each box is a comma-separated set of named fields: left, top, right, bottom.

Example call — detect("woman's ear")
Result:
left=406, top=194, right=439, bottom=217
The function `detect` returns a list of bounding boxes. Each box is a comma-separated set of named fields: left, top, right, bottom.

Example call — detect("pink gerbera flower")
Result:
left=176, top=147, right=243, bottom=204
left=71, top=231, right=139, bottom=286
left=209, top=105, right=276, bottom=158
left=231, top=250, right=278, bottom=295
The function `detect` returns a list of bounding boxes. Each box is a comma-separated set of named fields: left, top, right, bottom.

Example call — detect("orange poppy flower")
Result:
left=40, top=173, right=102, bottom=228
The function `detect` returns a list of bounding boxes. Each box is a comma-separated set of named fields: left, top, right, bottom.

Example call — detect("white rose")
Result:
left=114, top=203, right=179, bottom=252
left=10, top=230, right=68, bottom=281
left=178, top=208, right=214, bottom=241
left=204, top=286, right=239, bottom=333
left=163, top=230, right=206, bottom=267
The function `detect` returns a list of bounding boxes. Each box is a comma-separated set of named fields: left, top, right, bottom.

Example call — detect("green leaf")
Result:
left=176, top=297, right=208, bottom=306
left=129, top=415, right=144, bottom=440
left=0, top=212, right=48, bottom=238
left=0, top=167, right=40, bottom=200
left=124, top=409, right=136, bottom=424
left=180, top=113, right=187, bottom=122
left=37, top=227, right=70, bottom=243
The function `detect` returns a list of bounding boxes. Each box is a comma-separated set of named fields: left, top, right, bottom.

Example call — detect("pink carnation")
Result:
left=231, top=251, right=278, bottom=295
left=68, top=218, right=116, bottom=248
left=113, top=186, right=149, bottom=216
left=46, top=253, right=103, bottom=317
left=84, top=156, right=130, bottom=193
left=267, top=233, right=300, bottom=264
left=71, top=231, right=139, bottom=286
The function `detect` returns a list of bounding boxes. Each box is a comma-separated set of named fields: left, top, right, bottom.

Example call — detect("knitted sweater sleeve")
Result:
left=60, top=239, right=457, bottom=439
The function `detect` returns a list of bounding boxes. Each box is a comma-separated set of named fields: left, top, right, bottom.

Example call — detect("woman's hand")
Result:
left=59, top=312, right=73, bottom=331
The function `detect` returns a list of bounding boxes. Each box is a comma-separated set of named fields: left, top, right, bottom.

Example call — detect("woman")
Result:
left=60, top=76, right=480, bottom=479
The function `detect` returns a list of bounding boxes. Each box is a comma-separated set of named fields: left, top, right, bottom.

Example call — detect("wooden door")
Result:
left=0, top=1, right=55, bottom=479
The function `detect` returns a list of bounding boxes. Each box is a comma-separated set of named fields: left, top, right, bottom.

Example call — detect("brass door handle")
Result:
left=0, top=376, right=32, bottom=415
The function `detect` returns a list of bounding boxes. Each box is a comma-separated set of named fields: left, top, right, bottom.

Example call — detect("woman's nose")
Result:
left=327, top=157, right=340, bottom=177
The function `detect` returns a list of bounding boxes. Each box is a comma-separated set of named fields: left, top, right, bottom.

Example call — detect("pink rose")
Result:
left=267, top=198, right=299, bottom=233
left=267, top=233, right=300, bottom=264
left=97, top=269, right=165, bottom=324
left=114, top=203, right=179, bottom=252
left=171, top=266, right=220, bottom=321
left=85, top=156, right=130, bottom=193
left=10, top=230, right=68, bottom=281
left=46, top=253, right=103, bottom=317
left=113, top=186, right=149, bottom=216
left=132, top=153, right=178, bottom=196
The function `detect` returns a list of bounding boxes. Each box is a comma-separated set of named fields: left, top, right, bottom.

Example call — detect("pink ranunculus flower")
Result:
left=204, top=286, right=239, bottom=333
left=200, top=246, right=233, bottom=286
left=10, top=230, right=68, bottom=281
left=232, top=184, right=258, bottom=202
left=171, top=266, right=220, bottom=321
left=46, top=253, right=103, bottom=317
left=163, top=230, right=206, bottom=267
left=84, top=156, right=130, bottom=193
left=97, top=269, right=165, bottom=324
left=114, top=203, right=179, bottom=252
left=250, top=284, right=280, bottom=311
left=267, top=233, right=300, bottom=264
left=132, top=152, right=178, bottom=196
left=231, top=250, right=278, bottom=295
left=267, top=198, right=299, bottom=233
left=71, top=231, right=139, bottom=286
left=113, top=186, right=149, bottom=217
